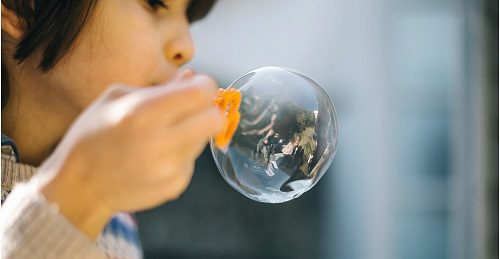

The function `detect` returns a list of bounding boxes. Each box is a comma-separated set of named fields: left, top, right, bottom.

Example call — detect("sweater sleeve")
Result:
left=1, top=183, right=109, bottom=259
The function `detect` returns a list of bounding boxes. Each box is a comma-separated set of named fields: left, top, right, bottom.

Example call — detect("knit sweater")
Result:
left=1, top=134, right=143, bottom=258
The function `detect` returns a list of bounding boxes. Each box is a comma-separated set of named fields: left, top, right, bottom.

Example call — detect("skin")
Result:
left=3, top=0, right=196, bottom=165
left=1, top=0, right=223, bottom=239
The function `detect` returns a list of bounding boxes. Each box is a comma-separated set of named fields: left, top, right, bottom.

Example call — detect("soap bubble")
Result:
left=210, top=66, right=338, bottom=203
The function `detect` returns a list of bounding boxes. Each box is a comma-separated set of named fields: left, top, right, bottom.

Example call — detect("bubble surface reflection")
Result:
left=211, top=67, right=338, bottom=203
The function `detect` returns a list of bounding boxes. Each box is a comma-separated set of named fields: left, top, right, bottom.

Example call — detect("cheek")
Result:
left=88, top=33, right=163, bottom=86
left=87, top=4, right=166, bottom=87
left=44, top=1, right=174, bottom=111
left=92, top=43, right=160, bottom=86
left=51, top=37, right=163, bottom=110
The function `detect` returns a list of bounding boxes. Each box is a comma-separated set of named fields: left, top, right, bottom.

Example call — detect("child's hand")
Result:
left=33, top=71, right=223, bottom=238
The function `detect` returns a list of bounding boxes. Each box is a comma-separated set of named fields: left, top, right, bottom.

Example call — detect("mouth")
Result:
left=150, top=68, right=191, bottom=87
left=150, top=78, right=169, bottom=87
left=155, top=73, right=177, bottom=86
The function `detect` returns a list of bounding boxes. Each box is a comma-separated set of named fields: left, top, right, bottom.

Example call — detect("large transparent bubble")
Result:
left=211, top=66, right=338, bottom=203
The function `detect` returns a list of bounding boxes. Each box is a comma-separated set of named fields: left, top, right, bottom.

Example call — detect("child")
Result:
left=1, top=0, right=219, bottom=258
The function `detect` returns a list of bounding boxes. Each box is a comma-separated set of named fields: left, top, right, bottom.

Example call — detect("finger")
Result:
left=148, top=159, right=195, bottom=189
left=160, top=167, right=194, bottom=201
left=135, top=170, right=193, bottom=210
left=146, top=162, right=195, bottom=203
left=97, top=84, right=137, bottom=103
left=169, top=106, right=224, bottom=159
left=138, top=75, right=219, bottom=126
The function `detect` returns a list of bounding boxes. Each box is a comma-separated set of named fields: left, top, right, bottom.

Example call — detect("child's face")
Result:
left=39, top=0, right=195, bottom=111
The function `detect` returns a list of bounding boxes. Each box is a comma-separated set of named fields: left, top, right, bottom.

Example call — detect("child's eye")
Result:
left=147, top=0, right=168, bottom=10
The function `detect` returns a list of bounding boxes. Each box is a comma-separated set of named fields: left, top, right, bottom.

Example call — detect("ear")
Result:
left=2, top=4, right=24, bottom=39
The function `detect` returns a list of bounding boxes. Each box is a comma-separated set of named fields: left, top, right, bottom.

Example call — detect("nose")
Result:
left=164, top=22, right=195, bottom=67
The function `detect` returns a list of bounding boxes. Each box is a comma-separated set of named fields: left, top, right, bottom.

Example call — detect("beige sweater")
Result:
left=1, top=145, right=108, bottom=258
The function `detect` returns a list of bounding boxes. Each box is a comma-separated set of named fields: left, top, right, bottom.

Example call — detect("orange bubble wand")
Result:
left=213, top=88, right=242, bottom=149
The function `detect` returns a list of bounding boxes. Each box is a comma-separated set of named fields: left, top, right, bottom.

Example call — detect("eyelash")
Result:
left=148, top=0, right=168, bottom=10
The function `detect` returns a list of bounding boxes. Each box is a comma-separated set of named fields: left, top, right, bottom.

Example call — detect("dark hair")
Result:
left=1, top=0, right=217, bottom=108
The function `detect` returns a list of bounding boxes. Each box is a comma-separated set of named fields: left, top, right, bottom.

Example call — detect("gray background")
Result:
left=136, top=0, right=498, bottom=258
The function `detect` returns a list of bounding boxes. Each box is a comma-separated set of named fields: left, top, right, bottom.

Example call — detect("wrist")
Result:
left=38, top=165, right=114, bottom=239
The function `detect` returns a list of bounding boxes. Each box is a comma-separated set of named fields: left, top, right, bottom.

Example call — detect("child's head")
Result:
left=2, top=0, right=216, bottom=112
left=292, top=134, right=301, bottom=145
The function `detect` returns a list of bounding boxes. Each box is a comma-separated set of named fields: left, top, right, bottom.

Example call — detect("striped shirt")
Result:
left=1, top=134, right=143, bottom=258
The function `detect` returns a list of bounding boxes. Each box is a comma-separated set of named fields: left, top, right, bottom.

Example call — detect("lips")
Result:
left=150, top=76, right=172, bottom=87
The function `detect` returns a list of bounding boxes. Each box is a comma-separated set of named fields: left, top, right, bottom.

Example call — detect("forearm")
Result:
left=41, top=172, right=113, bottom=239
left=1, top=183, right=108, bottom=259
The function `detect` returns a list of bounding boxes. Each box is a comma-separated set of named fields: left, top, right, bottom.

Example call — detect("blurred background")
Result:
left=136, top=0, right=498, bottom=258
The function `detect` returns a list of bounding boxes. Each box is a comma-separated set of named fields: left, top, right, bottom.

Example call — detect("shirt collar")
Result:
left=1, top=133, right=20, bottom=162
